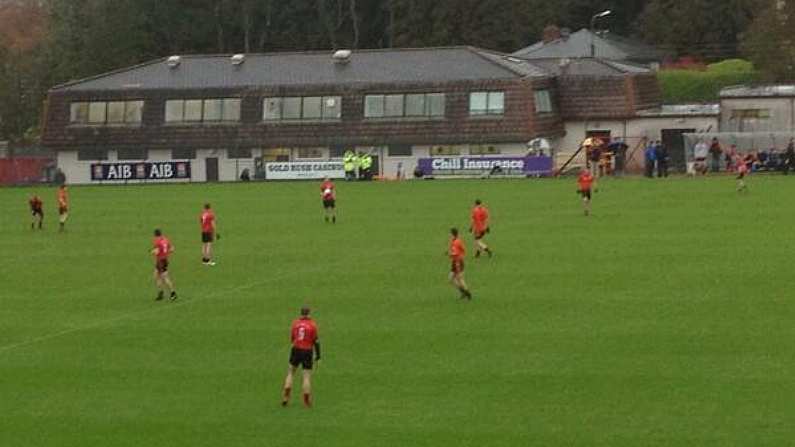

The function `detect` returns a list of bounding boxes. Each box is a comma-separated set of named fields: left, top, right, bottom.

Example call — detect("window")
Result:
left=405, top=94, right=426, bottom=117
left=263, top=96, right=342, bottom=121
left=107, top=102, right=126, bottom=123
left=117, top=148, right=148, bottom=160
left=77, top=148, right=108, bottom=160
left=166, top=99, right=240, bottom=123
left=88, top=102, right=107, bottom=124
left=430, top=146, right=461, bottom=156
left=261, top=148, right=290, bottom=162
left=469, top=145, right=501, bottom=155
left=364, top=93, right=445, bottom=118
left=387, top=144, right=412, bottom=157
left=729, top=109, right=771, bottom=132
left=171, top=148, right=196, bottom=159
left=227, top=148, right=253, bottom=159
left=296, top=147, right=324, bottom=159
left=70, top=101, right=144, bottom=125
left=469, top=91, right=504, bottom=115
left=384, top=95, right=404, bottom=117
left=70, top=103, right=89, bottom=123
left=534, top=90, right=552, bottom=113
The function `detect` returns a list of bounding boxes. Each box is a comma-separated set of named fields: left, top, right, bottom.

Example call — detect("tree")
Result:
left=742, top=0, right=795, bottom=81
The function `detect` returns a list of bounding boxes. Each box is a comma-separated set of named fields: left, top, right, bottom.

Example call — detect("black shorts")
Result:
left=59, top=206, right=68, bottom=215
left=473, top=228, right=488, bottom=240
left=451, top=259, right=464, bottom=274
left=201, top=232, right=214, bottom=243
left=155, top=259, right=169, bottom=273
left=289, top=347, right=314, bottom=370
left=579, top=189, right=592, bottom=200
left=323, top=199, right=335, bottom=209
left=31, top=209, right=43, bottom=217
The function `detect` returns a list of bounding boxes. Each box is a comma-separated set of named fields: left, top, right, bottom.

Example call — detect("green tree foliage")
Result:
left=657, top=59, right=759, bottom=103
left=742, top=1, right=795, bottom=81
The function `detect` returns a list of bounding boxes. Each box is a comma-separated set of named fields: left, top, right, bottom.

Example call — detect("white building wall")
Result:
left=719, top=97, right=794, bottom=132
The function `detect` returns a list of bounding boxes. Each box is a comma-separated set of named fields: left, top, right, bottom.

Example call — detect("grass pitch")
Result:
left=1, top=176, right=794, bottom=446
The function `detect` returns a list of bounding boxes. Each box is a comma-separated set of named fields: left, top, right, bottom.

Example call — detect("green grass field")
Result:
left=1, top=176, right=794, bottom=446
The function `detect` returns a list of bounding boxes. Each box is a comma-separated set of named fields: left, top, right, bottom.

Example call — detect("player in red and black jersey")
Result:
left=29, top=195, right=44, bottom=230
left=151, top=229, right=177, bottom=301
left=200, top=203, right=218, bottom=266
left=282, top=307, right=321, bottom=407
left=320, top=177, right=336, bottom=223
left=448, top=228, right=472, bottom=300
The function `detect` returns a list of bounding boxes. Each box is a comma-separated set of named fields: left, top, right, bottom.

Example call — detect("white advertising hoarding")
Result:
left=264, top=161, right=345, bottom=180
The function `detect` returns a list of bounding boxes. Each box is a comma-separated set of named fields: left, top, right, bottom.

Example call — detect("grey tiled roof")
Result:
left=512, top=29, right=665, bottom=63
left=720, top=85, right=795, bottom=98
left=636, top=104, right=720, bottom=117
left=52, top=47, right=549, bottom=92
left=525, top=57, right=651, bottom=77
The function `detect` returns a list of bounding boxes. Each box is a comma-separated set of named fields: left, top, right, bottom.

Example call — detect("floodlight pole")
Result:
left=590, top=10, right=612, bottom=57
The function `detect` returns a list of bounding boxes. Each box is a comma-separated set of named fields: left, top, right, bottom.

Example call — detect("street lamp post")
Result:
left=590, top=10, right=612, bottom=57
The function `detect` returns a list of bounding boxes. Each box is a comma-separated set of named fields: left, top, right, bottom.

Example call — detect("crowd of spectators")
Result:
left=691, top=137, right=795, bottom=175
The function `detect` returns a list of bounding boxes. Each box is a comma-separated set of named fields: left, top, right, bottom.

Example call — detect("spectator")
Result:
left=609, top=138, right=628, bottom=175
left=784, top=139, right=795, bottom=175
left=655, top=140, right=669, bottom=177
left=54, top=168, right=66, bottom=185
left=644, top=141, right=657, bottom=178
left=413, top=165, right=424, bottom=179
left=725, top=144, right=737, bottom=172
left=693, top=138, right=709, bottom=175
left=708, top=137, right=722, bottom=172
left=240, top=168, right=251, bottom=181
left=587, top=140, right=601, bottom=177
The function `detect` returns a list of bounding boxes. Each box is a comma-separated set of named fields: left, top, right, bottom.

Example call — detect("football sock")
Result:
left=475, top=250, right=481, bottom=258
left=303, top=393, right=311, bottom=407
left=202, top=257, right=209, bottom=263
left=282, top=387, right=291, bottom=405
left=156, top=291, right=164, bottom=301
left=170, top=291, right=177, bottom=301
left=332, top=216, right=336, bottom=223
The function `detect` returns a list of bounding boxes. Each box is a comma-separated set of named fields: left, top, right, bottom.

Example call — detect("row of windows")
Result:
left=364, top=93, right=445, bottom=118
left=69, top=90, right=555, bottom=125
left=76, top=144, right=508, bottom=161
left=70, top=101, right=144, bottom=125
left=165, top=99, right=241, bottom=123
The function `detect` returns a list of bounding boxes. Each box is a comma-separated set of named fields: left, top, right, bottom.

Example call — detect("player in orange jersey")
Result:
left=470, top=199, right=493, bottom=258
left=200, top=203, right=218, bottom=266
left=282, top=306, right=321, bottom=408
left=577, top=168, right=595, bottom=216
left=151, top=229, right=177, bottom=301
left=57, top=185, right=69, bottom=231
left=448, top=228, right=472, bottom=300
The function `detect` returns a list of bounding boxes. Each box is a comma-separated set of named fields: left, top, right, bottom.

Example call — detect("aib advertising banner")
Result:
left=416, top=156, right=553, bottom=176
left=91, top=161, right=191, bottom=181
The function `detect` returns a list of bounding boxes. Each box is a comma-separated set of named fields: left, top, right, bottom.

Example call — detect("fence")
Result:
left=0, top=157, right=56, bottom=186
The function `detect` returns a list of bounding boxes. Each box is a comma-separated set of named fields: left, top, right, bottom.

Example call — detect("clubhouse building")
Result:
left=42, top=46, right=717, bottom=184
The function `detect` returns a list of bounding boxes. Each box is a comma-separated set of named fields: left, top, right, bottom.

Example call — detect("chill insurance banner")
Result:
left=91, top=161, right=191, bottom=181
left=416, top=156, right=553, bottom=176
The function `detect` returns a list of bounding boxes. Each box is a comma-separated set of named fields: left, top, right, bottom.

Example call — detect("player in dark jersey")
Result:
left=29, top=195, right=44, bottom=230
left=282, top=307, right=321, bottom=408
left=151, top=229, right=177, bottom=301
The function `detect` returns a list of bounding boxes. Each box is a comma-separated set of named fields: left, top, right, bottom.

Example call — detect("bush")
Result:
left=658, top=59, right=759, bottom=103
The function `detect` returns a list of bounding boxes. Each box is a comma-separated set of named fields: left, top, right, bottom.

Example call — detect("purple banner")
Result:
left=417, top=156, right=553, bottom=176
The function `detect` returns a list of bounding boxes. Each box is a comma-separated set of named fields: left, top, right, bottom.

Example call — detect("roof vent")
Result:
left=166, top=55, right=181, bottom=69
left=332, top=49, right=352, bottom=64
left=231, top=54, right=246, bottom=66
left=505, top=56, right=523, bottom=64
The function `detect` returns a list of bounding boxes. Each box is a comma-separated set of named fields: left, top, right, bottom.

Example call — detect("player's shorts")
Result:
left=201, top=232, right=214, bottom=243
left=451, top=259, right=464, bottom=274
left=289, top=347, right=314, bottom=370
left=579, top=189, right=592, bottom=200
left=58, top=206, right=68, bottom=215
left=155, top=258, right=169, bottom=273
left=31, top=209, right=43, bottom=217
left=737, top=172, right=746, bottom=179
left=323, top=199, right=335, bottom=209
left=473, top=228, right=488, bottom=240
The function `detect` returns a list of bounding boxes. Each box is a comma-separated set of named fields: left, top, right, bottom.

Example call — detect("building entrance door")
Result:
left=661, top=128, right=695, bottom=172
left=206, top=158, right=219, bottom=182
